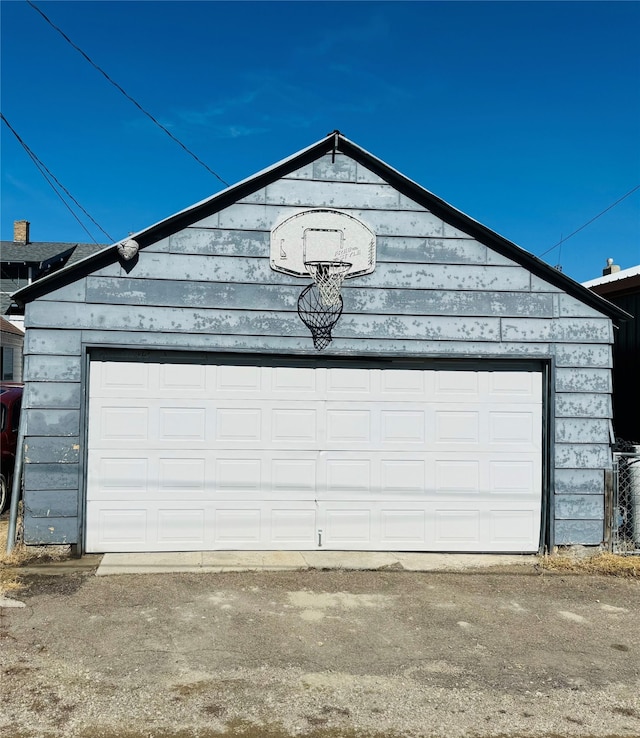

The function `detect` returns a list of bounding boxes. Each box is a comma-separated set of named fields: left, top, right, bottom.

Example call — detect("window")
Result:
left=1, top=347, right=14, bottom=380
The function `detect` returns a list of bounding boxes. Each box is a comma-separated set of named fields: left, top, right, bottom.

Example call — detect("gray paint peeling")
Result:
left=24, top=436, right=80, bottom=464
left=26, top=382, right=81, bottom=409
left=554, top=344, right=612, bottom=368
left=555, top=368, right=612, bottom=393
left=26, top=409, right=80, bottom=437
left=23, top=355, right=81, bottom=382
left=555, top=469, right=604, bottom=495
left=23, top=517, right=77, bottom=544
left=25, top=329, right=82, bottom=356
left=24, top=489, right=78, bottom=517
left=85, top=277, right=553, bottom=318
left=501, top=318, right=612, bottom=343
left=79, top=329, right=554, bottom=358
left=264, top=180, right=403, bottom=210
left=556, top=393, right=612, bottom=418
left=24, top=462, right=80, bottom=491
left=554, top=519, right=603, bottom=546
left=555, top=418, right=610, bottom=444
left=554, top=494, right=604, bottom=520
left=555, top=444, right=611, bottom=470
left=169, top=229, right=269, bottom=256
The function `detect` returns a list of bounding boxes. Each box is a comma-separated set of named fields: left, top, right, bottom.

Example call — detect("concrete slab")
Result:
left=301, top=551, right=401, bottom=570
left=200, top=550, right=307, bottom=571
left=96, top=550, right=536, bottom=576
left=395, top=553, right=537, bottom=571
left=96, top=552, right=204, bottom=576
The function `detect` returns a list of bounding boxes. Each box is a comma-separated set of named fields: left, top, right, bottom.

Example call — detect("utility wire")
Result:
left=27, top=0, right=230, bottom=187
left=539, top=184, right=640, bottom=258
left=1, top=112, right=114, bottom=243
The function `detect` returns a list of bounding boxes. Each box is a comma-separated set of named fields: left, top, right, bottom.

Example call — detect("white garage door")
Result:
left=86, top=359, right=542, bottom=553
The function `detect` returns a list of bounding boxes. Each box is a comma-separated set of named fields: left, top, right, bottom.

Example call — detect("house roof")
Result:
left=0, top=315, right=24, bottom=337
left=1, top=240, right=106, bottom=273
left=583, top=265, right=640, bottom=297
left=2, top=241, right=77, bottom=265
left=12, top=131, right=631, bottom=323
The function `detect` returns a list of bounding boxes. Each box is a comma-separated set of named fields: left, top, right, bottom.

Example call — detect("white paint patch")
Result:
left=600, top=604, right=628, bottom=613
left=558, top=610, right=588, bottom=623
left=0, top=597, right=25, bottom=608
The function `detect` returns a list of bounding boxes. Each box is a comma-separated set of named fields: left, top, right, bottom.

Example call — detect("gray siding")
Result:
left=20, top=153, right=613, bottom=548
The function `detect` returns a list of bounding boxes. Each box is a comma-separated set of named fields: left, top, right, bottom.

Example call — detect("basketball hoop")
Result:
left=304, top=261, right=351, bottom=307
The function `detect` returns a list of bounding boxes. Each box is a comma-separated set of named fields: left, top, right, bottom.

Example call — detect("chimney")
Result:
left=13, top=220, right=30, bottom=244
left=602, top=257, right=620, bottom=276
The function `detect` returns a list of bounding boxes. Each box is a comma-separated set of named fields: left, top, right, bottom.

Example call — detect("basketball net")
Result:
left=304, top=261, right=351, bottom=307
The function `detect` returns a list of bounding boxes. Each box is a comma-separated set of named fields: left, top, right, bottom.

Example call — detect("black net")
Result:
left=297, top=283, right=343, bottom=350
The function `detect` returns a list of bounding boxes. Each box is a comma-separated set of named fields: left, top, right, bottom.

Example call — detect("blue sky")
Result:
left=1, top=0, right=639, bottom=283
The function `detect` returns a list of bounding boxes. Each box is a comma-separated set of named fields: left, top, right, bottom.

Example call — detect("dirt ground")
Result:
left=1, top=565, right=639, bottom=738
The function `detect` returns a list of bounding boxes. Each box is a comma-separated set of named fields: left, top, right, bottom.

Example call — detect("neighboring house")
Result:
left=1, top=219, right=106, bottom=328
left=0, top=316, right=24, bottom=382
left=12, top=132, right=630, bottom=555
left=584, top=262, right=640, bottom=444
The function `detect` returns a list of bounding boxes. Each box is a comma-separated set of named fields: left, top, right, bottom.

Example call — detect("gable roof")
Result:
left=12, top=131, right=630, bottom=323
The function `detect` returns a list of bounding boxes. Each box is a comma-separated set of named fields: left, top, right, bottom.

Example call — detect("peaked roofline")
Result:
left=13, top=131, right=631, bottom=323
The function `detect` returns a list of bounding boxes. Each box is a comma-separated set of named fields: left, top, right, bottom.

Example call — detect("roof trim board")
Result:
left=12, top=131, right=631, bottom=322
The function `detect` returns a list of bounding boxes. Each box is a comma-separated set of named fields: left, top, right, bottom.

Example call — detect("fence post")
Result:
left=604, top=467, right=614, bottom=552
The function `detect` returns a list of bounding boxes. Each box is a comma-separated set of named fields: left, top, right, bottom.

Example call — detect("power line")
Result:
left=26, top=0, right=230, bottom=188
left=539, top=184, right=640, bottom=258
left=1, top=112, right=114, bottom=243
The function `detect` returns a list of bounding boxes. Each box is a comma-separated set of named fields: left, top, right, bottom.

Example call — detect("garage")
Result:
left=86, top=355, right=542, bottom=553
left=14, top=132, right=625, bottom=554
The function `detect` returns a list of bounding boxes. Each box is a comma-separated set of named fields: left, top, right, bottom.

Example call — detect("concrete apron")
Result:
left=96, top=550, right=536, bottom=575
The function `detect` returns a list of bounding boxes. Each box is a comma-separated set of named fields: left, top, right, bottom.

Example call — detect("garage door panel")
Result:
left=87, top=507, right=149, bottom=550
left=490, top=510, right=538, bottom=545
left=271, top=508, right=317, bottom=545
left=87, top=361, right=543, bottom=553
left=380, top=509, right=426, bottom=545
left=158, top=509, right=205, bottom=544
left=381, top=410, right=426, bottom=445
left=434, top=509, right=481, bottom=544
left=213, top=508, right=262, bottom=544
left=434, top=411, right=480, bottom=444
left=380, top=459, right=426, bottom=493
left=380, top=368, right=431, bottom=398
left=159, top=363, right=208, bottom=392
left=322, top=508, right=372, bottom=545
left=433, top=371, right=481, bottom=399
left=271, top=408, right=320, bottom=443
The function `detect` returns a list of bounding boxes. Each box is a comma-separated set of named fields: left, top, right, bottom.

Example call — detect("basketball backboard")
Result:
left=270, top=209, right=376, bottom=278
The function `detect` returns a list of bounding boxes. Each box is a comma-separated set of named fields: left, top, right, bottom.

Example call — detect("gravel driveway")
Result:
left=1, top=567, right=639, bottom=737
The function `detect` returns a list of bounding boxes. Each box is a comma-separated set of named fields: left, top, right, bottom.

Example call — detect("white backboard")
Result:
left=270, top=209, right=376, bottom=278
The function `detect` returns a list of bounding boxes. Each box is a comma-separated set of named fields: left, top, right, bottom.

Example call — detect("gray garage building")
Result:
left=13, top=132, right=628, bottom=555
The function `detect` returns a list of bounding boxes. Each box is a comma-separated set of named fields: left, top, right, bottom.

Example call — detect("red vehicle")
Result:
left=0, top=383, right=23, bottom=513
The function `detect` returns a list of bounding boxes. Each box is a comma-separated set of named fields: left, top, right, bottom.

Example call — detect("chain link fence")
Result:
left=612, top=442, right=640, bottom=554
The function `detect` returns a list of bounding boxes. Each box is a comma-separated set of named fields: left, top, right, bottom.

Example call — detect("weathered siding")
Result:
left=21, top=152, right=614, bottom=548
